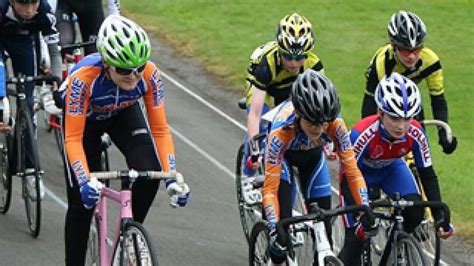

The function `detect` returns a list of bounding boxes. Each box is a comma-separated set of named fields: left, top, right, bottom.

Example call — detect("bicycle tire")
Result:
left=383, top=232, right=429, bottom=266
left=248, top=221, right=271, bottom=266
left=112, top=221, right=159, bottom=266
left=329, top=206, right=345, bottom=255
left=51, top=116, right=64, bottom=158
left=85, top=214, right=100, bottom=266
left=236, top=144, right=262, bottom=243
left=18, top=108, right=42, bottom=237
left=323, top=255, right=344, bottom=266
left=0, top=133, right=13, bottom=214
left=414, top=218, right=441, bottom=266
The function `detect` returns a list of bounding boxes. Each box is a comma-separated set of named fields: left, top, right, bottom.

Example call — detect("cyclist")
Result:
left=262, top=69, right=368, bottom=265
left=243, top=12, right=324, bottom=176
left=361, top=10, right=457, bottom=155
left=338, top=73, right=454, bottom=265
left=60, top=15, right=190, bottom=265
left=0, top=0, right=61, bottom=198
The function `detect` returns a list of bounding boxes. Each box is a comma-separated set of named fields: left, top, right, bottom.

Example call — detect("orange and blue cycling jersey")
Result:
left=341, top=115, right=432, bottom=227
left=62, top=53, right=175, bottom=186
left=262, top=100, right=368, bottom=226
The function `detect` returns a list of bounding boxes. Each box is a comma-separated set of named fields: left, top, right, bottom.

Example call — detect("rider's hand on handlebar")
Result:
left=438, top=128, right=457, bottom=154
left=166, top=180, right=191, bottom=208
left=438, top=223, right=455, bottom=239
left=80, top=179, right=103, bottom=209
left=355, top=213, right=378, bottom=241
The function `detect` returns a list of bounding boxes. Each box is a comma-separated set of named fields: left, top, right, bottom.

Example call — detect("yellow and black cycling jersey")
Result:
left=245, top=41, right=324, bottom=106
left=362, top=44, right=444, bottom=118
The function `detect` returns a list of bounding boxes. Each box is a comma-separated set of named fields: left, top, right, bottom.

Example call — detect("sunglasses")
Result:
left=111, top=64, right=146, bottom=76
left=396, top=46, right=422, bottom=57
left=279, top=49, right=308, bottom=61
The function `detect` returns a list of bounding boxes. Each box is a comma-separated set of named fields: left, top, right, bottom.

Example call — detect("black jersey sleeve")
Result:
left=246, top=56, right=272, bottom=91
left=361, top=61, right=379, bottom=118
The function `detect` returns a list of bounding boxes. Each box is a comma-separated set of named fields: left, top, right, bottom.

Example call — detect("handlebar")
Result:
left=6, top=74, right=61, bottom=86
left=60, top=41, right=96, bottom=53
left=370, top=198, right=450, bottom=227
left=90, top=170, right=184, bottom=185
left=421, top=119, right=453, bottom=143
left=276, top=204, right=374, bottom=245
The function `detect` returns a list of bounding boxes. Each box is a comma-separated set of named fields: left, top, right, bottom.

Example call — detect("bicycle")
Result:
left=362, top=193, right=451, bottom=266
left=84, top=169, right=184, bottom=266
left=249, top=203, right=374, bottom=266
left=405, top=119, right=453, bottom=266
left=0, top=74, right=60, bottom=237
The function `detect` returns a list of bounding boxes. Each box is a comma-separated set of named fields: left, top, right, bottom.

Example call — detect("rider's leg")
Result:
left=338, top=177, right=364, bottom=266
left=381, top=159, right=423, bottom=233
left=107, top=104, right=162, bottom=223
left=64, top=119, right=104, bottom=266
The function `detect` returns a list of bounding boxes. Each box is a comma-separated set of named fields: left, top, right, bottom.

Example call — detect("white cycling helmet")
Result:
left=375, top=73, right=421, bottom=118
left=97, top=15, right=151, bottom=68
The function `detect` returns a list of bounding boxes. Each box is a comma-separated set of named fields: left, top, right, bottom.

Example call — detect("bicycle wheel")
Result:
left=413, top=218, right=441, bottom=265
left=18, top=109, right=42, bottom=237
left=385, top=232, right=428, bottom=266
left=330, top=212, right=345, bottom=255
left=236, top=144, right=263, bottom=243
left=50, top=115, right=64, bottom=158
left=112, top=221, right=158, bottom=266
left=249, top=221, right=271, bottom=266
left=85, top=214, right=100, bottom=266
left=0, top=133, right=12, bottom=214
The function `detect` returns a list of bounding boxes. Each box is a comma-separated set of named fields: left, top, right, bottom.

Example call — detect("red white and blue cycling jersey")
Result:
left=341, top=115, right=433, bottom=227
left=352, top=115, right=432, bottom=170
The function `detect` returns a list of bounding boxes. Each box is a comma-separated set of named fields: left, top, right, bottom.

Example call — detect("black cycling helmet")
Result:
left=291, top=69, right=340, bottom=124
left=388, top=10, right=427, bottom=49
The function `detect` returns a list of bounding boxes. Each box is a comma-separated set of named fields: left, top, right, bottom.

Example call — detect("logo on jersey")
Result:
left=168, top=154, right=176, bottom=171
left=334, top=124, right=351, bottom=152
left=149, top=69, right=164, bottom=106
left=407, top=126, right=431, bottom=166
left=266, top=135, right=284, bottom=165
left=71, top=160, right=87, bottom=185
left=67, top=77, right=87, bottom=115
left=353, top=123, right=378, bottom=156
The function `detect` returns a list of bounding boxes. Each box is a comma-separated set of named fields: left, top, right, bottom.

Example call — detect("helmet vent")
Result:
left=115, top=36, right=124, bottom=48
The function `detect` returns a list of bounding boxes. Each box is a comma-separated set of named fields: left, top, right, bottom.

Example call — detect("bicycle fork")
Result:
left=97, top=187, right=134, bottom=266
left=313, top=221, right=338, bottom=265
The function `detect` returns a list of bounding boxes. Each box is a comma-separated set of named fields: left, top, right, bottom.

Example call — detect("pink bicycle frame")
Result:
left=97, top=186, right=133, bottom=266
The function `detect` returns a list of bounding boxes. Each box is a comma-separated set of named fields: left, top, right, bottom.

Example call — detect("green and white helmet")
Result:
left=97, top=15, right=151, bottom=68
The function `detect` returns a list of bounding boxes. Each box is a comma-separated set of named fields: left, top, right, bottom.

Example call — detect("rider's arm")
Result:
left=362, top=47, right=387, bottom=118
left=142, top=63, right=176, bottom=172
left=329, top=118, right=368, bottom=206
left=47, top=42, right=62, bottom=78
left=63, top=69, right=95, bottom=186
left=247, top=85, right=266, bottom=139
left=40, top=0, right=61, bottom=78
left=423, top=48, right=448, bottom=123
left=262, top=128, right=292, bottom=229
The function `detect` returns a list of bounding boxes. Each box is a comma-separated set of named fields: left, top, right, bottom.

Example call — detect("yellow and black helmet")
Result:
left=276, top=13, right=315, bottom=55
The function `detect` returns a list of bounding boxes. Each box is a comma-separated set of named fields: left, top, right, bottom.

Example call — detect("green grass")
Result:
left=121, top=0, right=474, bottom=237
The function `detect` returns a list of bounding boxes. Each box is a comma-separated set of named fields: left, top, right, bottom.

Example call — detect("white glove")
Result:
left=40, top=84, right=62, bottom=115
left=166, top=180, right=190, bottom=208
left=0, top=97, right=10, bottom=124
